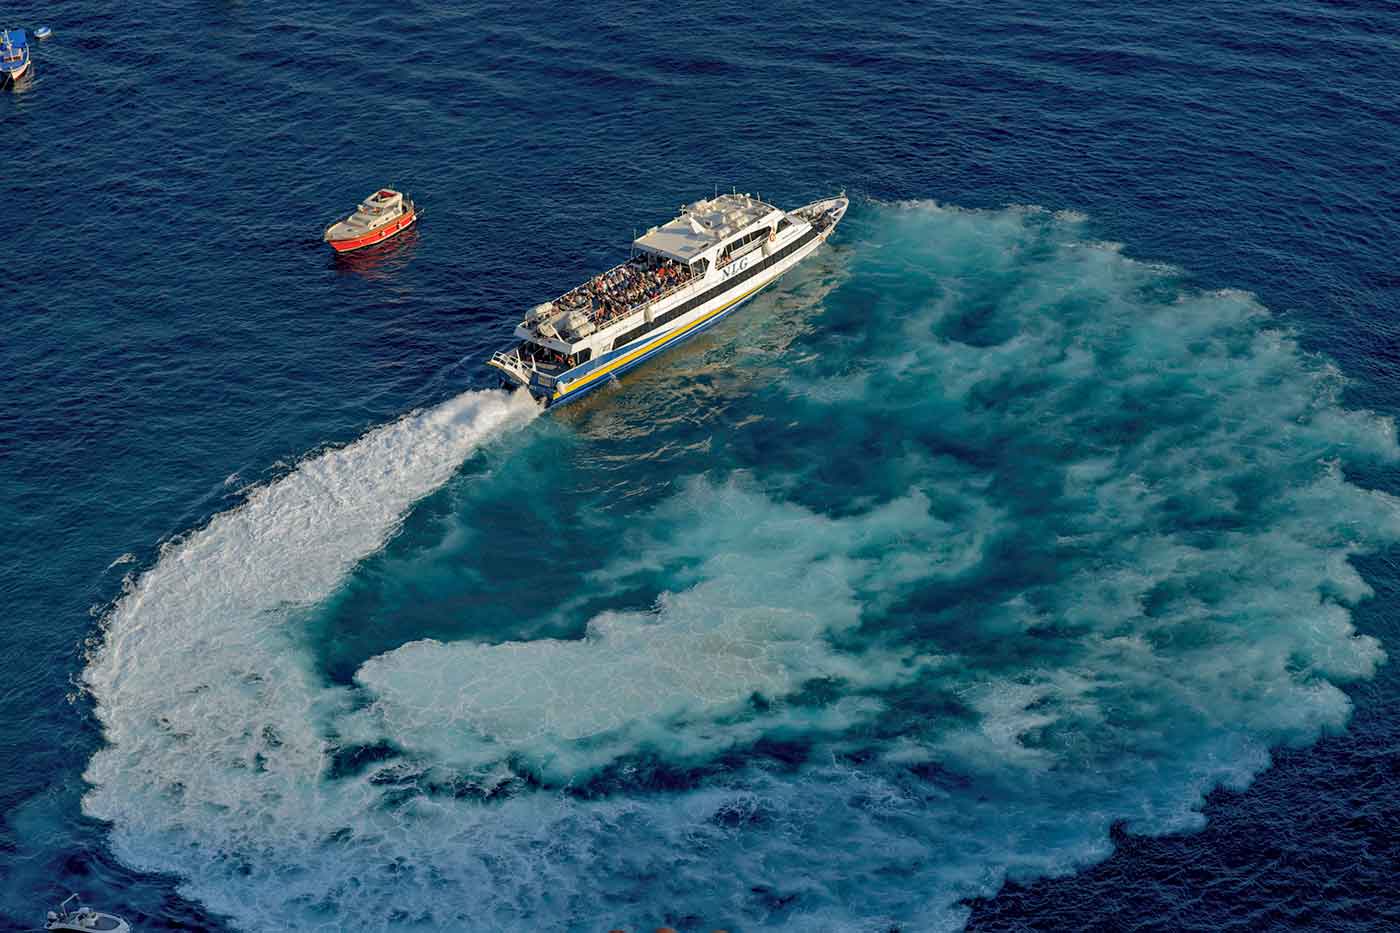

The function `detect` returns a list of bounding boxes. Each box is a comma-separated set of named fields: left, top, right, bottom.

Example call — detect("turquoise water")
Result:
left=4, top=1, right=1400, bottom=930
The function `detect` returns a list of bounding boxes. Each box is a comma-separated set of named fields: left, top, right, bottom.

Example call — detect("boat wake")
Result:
left=82, top=202, right=1398, bottom=931
left=82, top=387, right=540, bottom=925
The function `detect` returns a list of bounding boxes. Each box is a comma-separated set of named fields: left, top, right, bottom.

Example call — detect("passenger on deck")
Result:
left=554, top=255, right=696, bottom=329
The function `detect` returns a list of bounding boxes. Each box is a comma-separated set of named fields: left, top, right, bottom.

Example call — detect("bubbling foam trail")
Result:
left=81, top=389, right=538, bottom=919
left=347, top=479, right=984, bottom=777
left=80, top=203, right=1400, bottom=932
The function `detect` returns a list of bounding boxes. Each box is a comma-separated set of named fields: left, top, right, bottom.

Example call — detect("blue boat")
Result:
left=1, top=28, right=31, bottom=87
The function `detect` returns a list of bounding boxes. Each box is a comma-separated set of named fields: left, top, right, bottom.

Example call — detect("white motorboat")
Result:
left=45, top=894, right=131, bottom=933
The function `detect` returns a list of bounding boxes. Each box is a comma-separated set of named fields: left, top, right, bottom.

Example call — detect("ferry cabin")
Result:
left=490, top=192, right=843, bottom=406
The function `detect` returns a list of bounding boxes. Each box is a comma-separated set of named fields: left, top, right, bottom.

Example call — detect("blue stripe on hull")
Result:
left=546, top=283, right=770, bottom=409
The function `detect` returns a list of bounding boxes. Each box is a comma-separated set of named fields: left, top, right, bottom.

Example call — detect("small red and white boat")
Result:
left=323, top=188, right=418, bottom=253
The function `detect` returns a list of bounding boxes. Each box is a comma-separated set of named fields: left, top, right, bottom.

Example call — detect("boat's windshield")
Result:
left=520, top=341, right=587, bottom=371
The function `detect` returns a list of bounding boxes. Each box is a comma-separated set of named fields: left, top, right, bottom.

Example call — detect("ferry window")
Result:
left=576, top=348, right=592, bottom=365
left=692, top=258, right=709, bottom=276
left=777, top=218, right=792, bottom=232
left=614, top=325, right=647, bottom=350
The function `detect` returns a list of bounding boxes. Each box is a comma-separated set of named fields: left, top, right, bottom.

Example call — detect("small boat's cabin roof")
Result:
left=1, top=29, right=27, bottom=61
left=358, top=189, right=404, bottom=213
left=633, top=192, right=781, bottom=262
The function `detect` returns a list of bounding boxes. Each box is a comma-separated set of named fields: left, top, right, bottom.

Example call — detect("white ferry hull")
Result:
left=535, top=197, right=845, bottom=408
left=548, top=277, right=776, bottom=408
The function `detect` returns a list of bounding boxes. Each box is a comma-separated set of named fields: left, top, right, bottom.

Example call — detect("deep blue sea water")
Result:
left=4, top=1, right=1399, bottom=930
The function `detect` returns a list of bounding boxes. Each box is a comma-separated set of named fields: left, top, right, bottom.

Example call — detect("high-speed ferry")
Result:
left=488, top=191, right=848, bottom=407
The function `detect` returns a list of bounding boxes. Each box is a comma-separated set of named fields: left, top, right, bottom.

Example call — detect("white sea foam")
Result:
left=81, top=203, right=1399, bottom=931
left=105, top=552, right=137, bottom=570
left=82, top=388, right=539, bottom=923
left=349, top=480, right=970, bottom=776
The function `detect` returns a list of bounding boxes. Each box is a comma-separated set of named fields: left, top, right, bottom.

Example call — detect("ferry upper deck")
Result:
left=488, top=191, right=847, bottom=405
left=632, top=192, right=781, bottom=262
left=520, top=193, right=789, bottom=347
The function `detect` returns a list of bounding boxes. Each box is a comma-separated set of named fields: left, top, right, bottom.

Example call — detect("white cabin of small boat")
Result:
left=362, top=189, right=404, bottom=213
left=324, top=188, right=413, bottom=243
left=345, top=190, right=406, bottom=228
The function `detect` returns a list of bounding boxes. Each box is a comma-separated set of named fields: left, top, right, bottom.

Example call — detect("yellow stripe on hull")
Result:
left=552, top=275, right=779, bottom=401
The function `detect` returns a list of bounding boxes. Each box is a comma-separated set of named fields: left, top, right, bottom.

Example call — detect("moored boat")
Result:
left=323, top=188, right=418, bottom=253
left=1, top=28, right=31, bottom=87
left=488, top=191, right=848, bottom=408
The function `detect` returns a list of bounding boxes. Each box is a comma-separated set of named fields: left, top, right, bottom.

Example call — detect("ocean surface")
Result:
left=3, top=1, right=1398, bottom=930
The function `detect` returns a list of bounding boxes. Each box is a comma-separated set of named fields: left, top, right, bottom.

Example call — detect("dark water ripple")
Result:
left=4, top=0, right=1399, bottom=929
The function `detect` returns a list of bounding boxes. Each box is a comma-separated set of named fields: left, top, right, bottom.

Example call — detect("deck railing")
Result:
left=489, top=348, right=559, bottom=389
left=546, top=262, right=698, bottom=335
left=591, top=275, right=699, bottom=332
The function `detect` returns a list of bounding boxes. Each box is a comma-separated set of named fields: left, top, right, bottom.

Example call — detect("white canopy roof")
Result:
left=633, top=193, right=779, bottom=262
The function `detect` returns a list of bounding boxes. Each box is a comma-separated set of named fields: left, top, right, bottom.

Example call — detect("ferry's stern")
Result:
left=487, top=346, right=557, bottom=407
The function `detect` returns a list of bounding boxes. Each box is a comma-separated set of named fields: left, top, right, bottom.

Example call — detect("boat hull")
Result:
left=1, top=57, right=30, bottom=86
left=544, top=212, right=839, bottom=408
left=545, top=278, right=777, bottom=409
left=326, top=207, right=417, bottom=253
